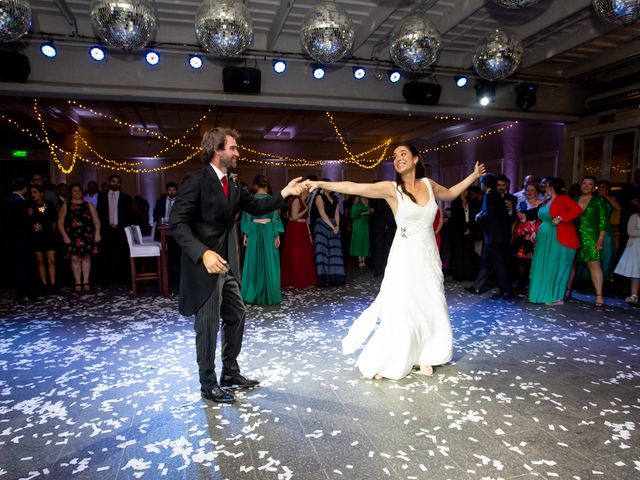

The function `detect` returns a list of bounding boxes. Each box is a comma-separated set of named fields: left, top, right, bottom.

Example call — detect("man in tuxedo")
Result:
left=170, top=127, right=306, bottom=404
left=467, top=173, right=513, bottom=299
left=3, top=178, right=36, bottom=303
left=96, top=174, right=133, bottom=286
left=369, top=193, right=396, bottom=277
left=152, top=182, right=178, bottom=224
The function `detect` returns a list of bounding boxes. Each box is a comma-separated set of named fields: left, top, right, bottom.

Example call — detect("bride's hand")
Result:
left=473, top=162, right=486, bottom=179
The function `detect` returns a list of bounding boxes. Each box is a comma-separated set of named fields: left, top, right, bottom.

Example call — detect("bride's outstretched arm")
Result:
left=305, top=180, right=395, bottom=201
left=431, top=162, right=486, bottom=202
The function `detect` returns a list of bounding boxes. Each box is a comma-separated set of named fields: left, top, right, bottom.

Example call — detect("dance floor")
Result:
left=0, top=273, right=638, bottom=480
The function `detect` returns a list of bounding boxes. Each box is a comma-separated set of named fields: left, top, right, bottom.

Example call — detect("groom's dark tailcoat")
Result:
left=471, top=189, right=513, bottom=293
left=170, top=165, right=285, bottom=387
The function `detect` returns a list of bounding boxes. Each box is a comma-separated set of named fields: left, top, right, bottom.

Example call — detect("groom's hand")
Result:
left=202, top=250, right=228, bottom=274
left=281, top=177, right=306, bottom=198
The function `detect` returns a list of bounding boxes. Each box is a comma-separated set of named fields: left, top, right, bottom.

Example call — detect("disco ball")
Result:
left=90, top=0, right=156, bottom=51
left=195, top=0, right=253, bottom=57
left=592, top=0, right=640, bottom=25
left=389, top=13, right=441, bottom=72
left=492, top=0, right=542, bottom=8
left=0, top=0, right=32, bottom=43
left=300, top=1, right=354, bottom=64
left=473, top=28, right=523, bottom=81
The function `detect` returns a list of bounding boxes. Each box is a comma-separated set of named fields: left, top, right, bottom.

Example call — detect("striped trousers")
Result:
left=194, top=272, right=245, bottom=388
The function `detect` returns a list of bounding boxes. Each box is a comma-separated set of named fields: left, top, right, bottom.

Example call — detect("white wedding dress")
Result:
left=342, top=178, right=453, bottom=380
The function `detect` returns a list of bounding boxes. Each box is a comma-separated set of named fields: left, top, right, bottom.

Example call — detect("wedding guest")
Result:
left=567, top=176, right=609, bottom=307
left=350, top=195, right=371, bottom=269
left=28, top=184, right=58, bottom=293
left=240, top=175, right=285, bottom=304
left=615, top=168, right=640, bottom=264
left=58, top=183, right=101, bottom=293
left=281, top=190, right=317, bottom=288
left=613, top=208, right=640, bottom=305
left=369, top=192, right=396, bottom=278
left=595, top=179, right=621, bottom=281
left=153, top=182, right=178, bottom=224
left=448, top=187, right=480, bottom=281
left=84, top=181, right=99, bottom=207
left=529, top=178, right=582, bottom=305
left=314, top=183, right=346, bottom=287
left=513, top=183, right=543, bottom=290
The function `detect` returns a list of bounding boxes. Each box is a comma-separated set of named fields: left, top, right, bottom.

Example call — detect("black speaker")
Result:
left=402, top=81, right=441, bottom=105
left=0, top=51, right=30, bottom=83
left=223, top=67, right=261, bottom=94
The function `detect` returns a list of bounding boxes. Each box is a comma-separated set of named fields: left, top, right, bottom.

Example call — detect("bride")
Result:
left=306, top=144, right=485, bottom=380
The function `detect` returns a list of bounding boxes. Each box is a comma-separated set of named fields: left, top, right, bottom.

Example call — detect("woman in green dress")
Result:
left=529, top=178, right=582, bottom=305
left=567, top=176, right=610, bottom=306
left=350, top=196, right=372, bottom=268
left=240, top=175, right=285, bottom=304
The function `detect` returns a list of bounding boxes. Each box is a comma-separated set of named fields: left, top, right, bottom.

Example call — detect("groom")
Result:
left=170, top=127, right=306, bottom=403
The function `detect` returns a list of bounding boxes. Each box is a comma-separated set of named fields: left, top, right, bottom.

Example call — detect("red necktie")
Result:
left=221, top=175, right=229, bottom=199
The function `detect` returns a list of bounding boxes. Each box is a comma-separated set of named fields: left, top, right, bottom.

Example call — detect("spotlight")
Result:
left=312, top=64, right=325, bottom=80
left=40, top=42, right=57, bottom=59
left=89, top=46, right=106, bottom=62
left=144, top=50, right=160, bottom=66
left=475, top=80, right=496, bottom=107
left=388, top=70, right=401, bottom=83
left=455, top=75, right=468, bottom=88
left=189, top=54, right=203, bottom=69
left=273, top=59, right=286, bottom=74
left=516, top=82, right=537, bottom=111
left=353, top=66, right=366, bottom=80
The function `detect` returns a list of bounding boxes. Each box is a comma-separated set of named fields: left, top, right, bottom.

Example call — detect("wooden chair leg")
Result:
left=130, top=257, right=137, bottom=295
left=157, top=256, right=162, bottom=293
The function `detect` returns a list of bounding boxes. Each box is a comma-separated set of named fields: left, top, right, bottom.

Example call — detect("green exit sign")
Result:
left=12, top=150, right=28, bottom=158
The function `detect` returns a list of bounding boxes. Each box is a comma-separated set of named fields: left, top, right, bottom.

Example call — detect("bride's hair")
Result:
left=394, top=143, right=426, bottom=204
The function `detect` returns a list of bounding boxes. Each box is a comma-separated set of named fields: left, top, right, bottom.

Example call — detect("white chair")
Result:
left=124, top=226, right=162, bottom=295
left=133, top=224, right=160, bottom=247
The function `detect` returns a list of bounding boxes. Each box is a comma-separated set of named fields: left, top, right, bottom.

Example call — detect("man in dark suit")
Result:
left=96, top=174, right=133, bottom=286
left=152, top=182, right=178, bottom=224
left=369, top=193, right=396, bottom=277
left=170, top=127, right=305, bottom=404
left=3, top=178, right=36, bottom=303
left=153, top=182, right=181, bottom=270
left=467, top=173, right=513, bottom=299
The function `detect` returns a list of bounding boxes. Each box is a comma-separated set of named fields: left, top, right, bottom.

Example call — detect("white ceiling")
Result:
left=26, top=0, right=640, bottom=80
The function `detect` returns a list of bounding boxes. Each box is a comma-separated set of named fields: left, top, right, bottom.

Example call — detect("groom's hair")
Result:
left=201, top=127, right=239, bottom=163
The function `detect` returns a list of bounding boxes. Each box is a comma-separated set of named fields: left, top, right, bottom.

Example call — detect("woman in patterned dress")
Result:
left=58, top=183, right=101, bottom=293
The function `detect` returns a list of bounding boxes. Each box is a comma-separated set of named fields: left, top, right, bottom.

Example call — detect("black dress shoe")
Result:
left=220, top=374, right=260, bottom=389
left=464, top=286, right=480, bottom=295
left=201, top=385, right=235, bottom=403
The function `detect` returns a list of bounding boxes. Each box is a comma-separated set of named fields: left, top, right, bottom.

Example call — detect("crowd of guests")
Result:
left=3, top=168, right=639, bottom=308
left=458, top=170, right=640, bottom=306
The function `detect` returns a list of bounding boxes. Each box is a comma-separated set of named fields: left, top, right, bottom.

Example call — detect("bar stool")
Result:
left=124, top=226, right=162, bottom=295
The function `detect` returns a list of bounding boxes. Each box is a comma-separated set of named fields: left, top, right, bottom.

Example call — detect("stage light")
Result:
left=353, top=66, right=366, bottom=80
left=189, top=54, right=203, bottom=69
left=145, top=50, right=160, bottom=66
left=475, top=80, right=495, bottom=106
left=312, top=64, right=325, bottom=79
left=455, top=75, right=468, bottom=88
left=273, top=59, right=286, bottom=74
left=388, top=70, right=401, bottom=83
left=516, top=82, right=537, bottom=111
left=40, top=42, right=57, bottom=59
left=89, top=46, right=106, bottom=62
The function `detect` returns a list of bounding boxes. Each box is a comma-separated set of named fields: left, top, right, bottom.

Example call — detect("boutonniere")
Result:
left=230, top=173, right=238, bottom=185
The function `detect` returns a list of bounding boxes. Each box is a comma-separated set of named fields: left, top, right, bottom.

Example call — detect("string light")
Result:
left=418, top=122, right=519, bottom=156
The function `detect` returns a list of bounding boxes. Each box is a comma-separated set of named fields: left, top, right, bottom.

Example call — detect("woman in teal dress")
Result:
left=350, top=196, right=371, bottom=268
left=529, top=178, right=582, bottom=305
left=240, top=175, right=284, bottom=304
left=567, top=176, right=609, bottom=306
left=596, top=180, right=621, bottom=280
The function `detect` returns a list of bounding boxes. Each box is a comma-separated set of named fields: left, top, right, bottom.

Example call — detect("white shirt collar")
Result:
left=210, top=163, right=226, bottom=181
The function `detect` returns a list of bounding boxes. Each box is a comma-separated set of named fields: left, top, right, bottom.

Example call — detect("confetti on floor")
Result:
left=0, top=272, right=638, bottom=479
